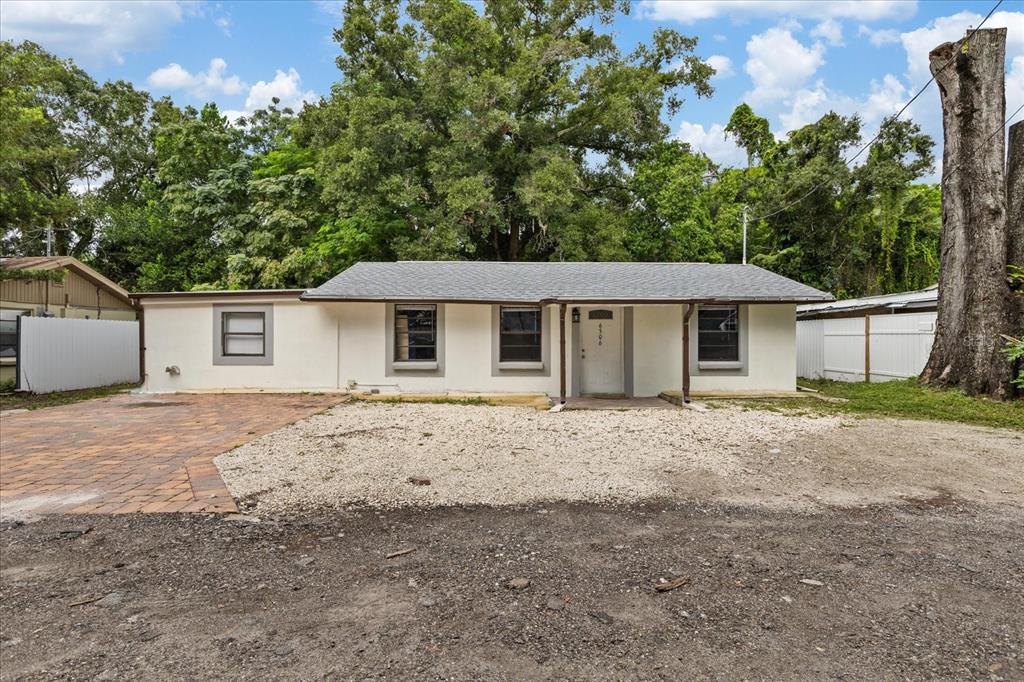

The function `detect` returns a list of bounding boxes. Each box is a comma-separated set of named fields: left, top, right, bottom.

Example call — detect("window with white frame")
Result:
left=697, top=305, right=739, bottom=362
left=499, top=306, right=542, bottom=362
left=394, top=305, right=437, bottom=361
left=221, top=311, right=266, bottom=357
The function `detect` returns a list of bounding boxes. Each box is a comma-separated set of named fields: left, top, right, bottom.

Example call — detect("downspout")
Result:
left=682, top=304, right=695, bottom=403
left=132, top=297, right=145, bottom=387
left=559, top=303, right=567, bottom=404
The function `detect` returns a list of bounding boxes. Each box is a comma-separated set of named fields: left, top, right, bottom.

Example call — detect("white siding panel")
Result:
left=796, top=318, right=824, bottom=379
left=18, top=317, right=139, bottom=393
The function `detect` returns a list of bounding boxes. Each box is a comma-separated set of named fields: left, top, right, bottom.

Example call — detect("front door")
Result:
left=580, top=307, right=622, bottom=395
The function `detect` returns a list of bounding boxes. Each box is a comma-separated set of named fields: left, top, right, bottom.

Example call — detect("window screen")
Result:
left=222, top=312, right=265, bottom=356
left=395, top=305, right=437, bottom=361
left=697, top=306, right=739, bottom=362
left=0, top=309, right=29, bottom=360
left=499, top=306, right=542, bottom=362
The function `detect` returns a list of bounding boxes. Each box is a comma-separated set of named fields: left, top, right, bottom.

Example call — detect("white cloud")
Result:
left=637, top=1, right=915, bottom=24
left=1008, top=56, right=1024, bottom=118
left=0, top=0, right=194, bottom=65
left=899, top=11, right=1024, bottom=85
left=674, top=121, right=747, bottom=167
left=244, top=68, right=317, bottom=111
left=215, top=16, right=231, bottom=38
left=745, top=28, right=826, bottom=103
left=148, top=58, right=247, bottom=98
left=777, top=73, right=910, bottom=133
left=858, top=25, right=901, bottom=47
left=811, top=18, right=844, bottom=47
left=314, top=1, right=345, bottom=18
left=706, top=55, right=735, bottom=79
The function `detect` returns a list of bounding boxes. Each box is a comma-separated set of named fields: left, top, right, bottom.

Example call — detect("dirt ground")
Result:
left=216, top=402, right=1024, bottom=513
left=1, top=502, right=1022, bottom=681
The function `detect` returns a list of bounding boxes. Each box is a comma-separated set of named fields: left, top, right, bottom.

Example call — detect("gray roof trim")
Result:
left=302, top=261, right=833, bottom=304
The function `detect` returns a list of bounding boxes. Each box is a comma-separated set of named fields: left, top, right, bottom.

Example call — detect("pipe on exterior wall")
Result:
left=132, top=297, right=145, bottom=386
left=682, top=303, right=696, bottom=403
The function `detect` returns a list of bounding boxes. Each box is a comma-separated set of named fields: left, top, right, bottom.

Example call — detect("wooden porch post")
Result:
left=559, top=303, right=567, bottom=404
left=682, top=304, right=695, bottom=403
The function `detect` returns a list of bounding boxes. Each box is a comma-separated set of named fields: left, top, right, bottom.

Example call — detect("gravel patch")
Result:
left=215, top=402, right=840, bottom=512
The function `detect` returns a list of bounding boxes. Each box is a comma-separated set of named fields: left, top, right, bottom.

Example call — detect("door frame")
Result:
left=578, top=305, right=625, bottom=396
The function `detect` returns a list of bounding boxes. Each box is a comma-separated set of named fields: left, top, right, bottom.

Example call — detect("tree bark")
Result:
left=1008, top=121, right=1024, bottom=274
left=922, top=28, right=1016, bottom=398
left=1008, top=121, right=1024, bottom=370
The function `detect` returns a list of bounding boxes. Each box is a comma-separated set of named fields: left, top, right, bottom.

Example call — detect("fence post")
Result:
left=864, top=314, right=871, bottom=383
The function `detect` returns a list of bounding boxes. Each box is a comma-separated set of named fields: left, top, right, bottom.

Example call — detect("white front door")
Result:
left=580, top=307, right=623, bottom=395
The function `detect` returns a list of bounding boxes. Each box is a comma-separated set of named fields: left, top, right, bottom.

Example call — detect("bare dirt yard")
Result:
left=2, top=401, right=1022, bottom=681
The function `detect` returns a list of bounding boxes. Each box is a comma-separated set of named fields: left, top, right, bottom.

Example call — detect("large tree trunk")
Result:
left=922, top=28, right=1016, bottom=398
left=1008, top=121, right=1024, bottom=274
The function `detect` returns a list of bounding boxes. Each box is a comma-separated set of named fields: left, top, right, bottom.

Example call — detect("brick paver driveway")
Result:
left=0, top=393, right=343, bottom=518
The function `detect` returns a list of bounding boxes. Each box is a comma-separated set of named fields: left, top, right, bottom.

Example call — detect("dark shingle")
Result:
left=303, top=262, right=832, bottom=303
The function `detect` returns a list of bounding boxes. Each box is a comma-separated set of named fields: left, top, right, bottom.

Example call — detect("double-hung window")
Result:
left=697, top=305, right=739, bottom=362
left=221, top=311, right=266, bottom=357
left=394, top=305, right=437, bottom=361
left=499, top=306, right=542, bottom=362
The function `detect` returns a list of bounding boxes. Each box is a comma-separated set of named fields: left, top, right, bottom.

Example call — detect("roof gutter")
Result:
left=298, top=295, right=834, bottom=305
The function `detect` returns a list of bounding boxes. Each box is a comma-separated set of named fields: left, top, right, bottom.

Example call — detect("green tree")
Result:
left=0, top=41, right=153, bottom=257
left=310, top=0, right=713, bottom=267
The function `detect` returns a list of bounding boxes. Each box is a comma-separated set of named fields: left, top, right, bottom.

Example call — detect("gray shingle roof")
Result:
left=302, top=262, right=833, bottom=303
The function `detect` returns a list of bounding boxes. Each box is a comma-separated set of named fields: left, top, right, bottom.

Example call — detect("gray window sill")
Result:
left=698, top=360, right=743, bottom=370
left=393, top=360, right=438, bottom=371
left=498, top=361, right=544, bottom=371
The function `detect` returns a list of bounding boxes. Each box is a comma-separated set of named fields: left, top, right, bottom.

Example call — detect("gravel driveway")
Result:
left=215, top=402, right=1023, bottom=514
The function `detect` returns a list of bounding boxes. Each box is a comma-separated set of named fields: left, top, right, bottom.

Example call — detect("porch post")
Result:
left=559, top=303, right=567, bottom=404
left=682, top=303, right=695, bottom=403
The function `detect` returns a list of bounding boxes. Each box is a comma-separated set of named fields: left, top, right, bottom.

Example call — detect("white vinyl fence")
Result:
left=17, top=316, right=139, bottom=393
left=796, top=311, right=937, bottom=382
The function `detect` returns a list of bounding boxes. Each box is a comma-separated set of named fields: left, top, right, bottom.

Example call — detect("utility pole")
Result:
left=45, top=223, right=53, bottom=257
left=741, top=206, right=748, bottom=265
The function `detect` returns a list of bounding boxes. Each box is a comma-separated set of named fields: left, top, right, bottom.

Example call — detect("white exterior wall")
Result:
left=337, top=302, right=566, bottom=394
left=142, top=298, right=340, bottom=392
left=141, top=299, right=797, bottom=395
left=632, top=304, right=797, bottom=396
left=796, top=311, right=936, bottom=382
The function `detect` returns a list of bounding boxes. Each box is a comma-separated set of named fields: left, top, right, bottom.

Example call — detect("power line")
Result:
left=941, top=100, right=1024, bottom=182
left=748, top=0, right=1005, bottom=223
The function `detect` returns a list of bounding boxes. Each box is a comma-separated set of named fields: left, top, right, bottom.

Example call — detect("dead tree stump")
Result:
left=922, top=27, right=1017, bottom=398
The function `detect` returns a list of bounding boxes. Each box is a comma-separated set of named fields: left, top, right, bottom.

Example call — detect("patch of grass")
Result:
left=738, top=379, right=1023, bottom=431
left=0, top=383, right=137, bottom=411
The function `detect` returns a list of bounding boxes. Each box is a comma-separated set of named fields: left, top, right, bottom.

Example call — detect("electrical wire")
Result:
left=940, top=100, right=1024, bottom=182
left=748, top=0, right=1006, bottom=223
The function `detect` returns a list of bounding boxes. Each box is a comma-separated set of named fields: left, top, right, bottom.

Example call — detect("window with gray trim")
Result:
left=697, top=306, right=739, bottom=361
left=221, top=311, right=266, bottom=357
left=213, top=304, right=274, bottom=366
left=499, top=306, right=542, bottom=362
left=394, top=305, right=437, bottom=361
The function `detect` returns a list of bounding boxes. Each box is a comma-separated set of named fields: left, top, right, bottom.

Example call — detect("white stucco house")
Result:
left=132, top=261, right=832, bottom=402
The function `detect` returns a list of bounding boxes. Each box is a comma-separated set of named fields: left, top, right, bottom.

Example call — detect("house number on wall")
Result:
left=598, top=322, right=603, bottom=346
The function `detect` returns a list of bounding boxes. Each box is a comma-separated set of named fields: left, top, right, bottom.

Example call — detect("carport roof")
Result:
left=301, top=261, right=833, bottom=304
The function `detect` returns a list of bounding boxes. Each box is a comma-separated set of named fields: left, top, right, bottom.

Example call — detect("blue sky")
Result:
left=2, top=0, right=1021, bottom=178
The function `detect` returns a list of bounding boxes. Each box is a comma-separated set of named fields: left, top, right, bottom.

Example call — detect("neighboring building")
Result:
left=796, top=284, right=937, bottom=320
left=133, top=261, right=832, bottom=401
left=1, top=257, right=136, bottom=385
left=796, top=285, right=938, bottom=382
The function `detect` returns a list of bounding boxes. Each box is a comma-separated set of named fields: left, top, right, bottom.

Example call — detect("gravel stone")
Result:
left=216, top=402, right=839, bottom=513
